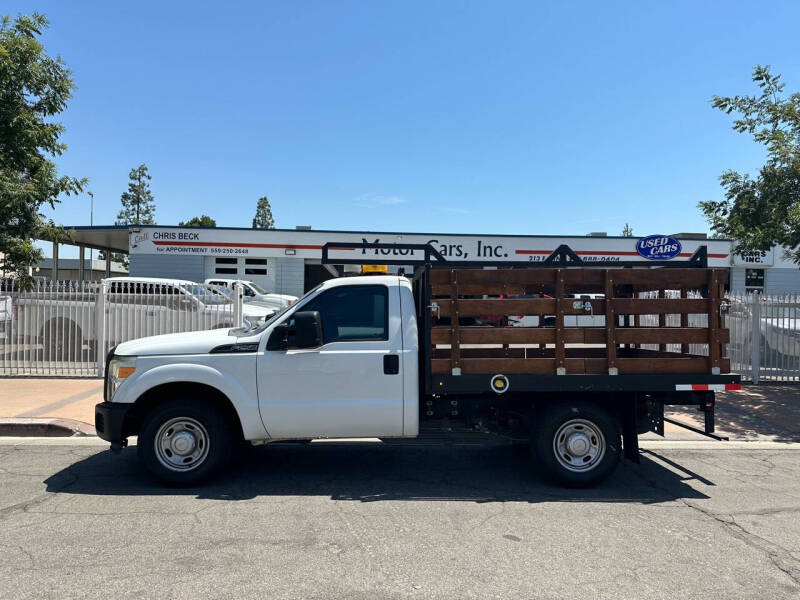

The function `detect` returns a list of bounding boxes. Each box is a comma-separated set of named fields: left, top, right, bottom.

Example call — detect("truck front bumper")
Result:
left=95, top=402, right=131, bottom=453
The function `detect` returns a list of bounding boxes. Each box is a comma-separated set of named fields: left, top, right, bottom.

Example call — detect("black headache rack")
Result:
left=321, top=241, right=739, bottom=444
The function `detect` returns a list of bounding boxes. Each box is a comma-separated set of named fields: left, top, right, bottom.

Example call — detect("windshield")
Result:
left=238, top=283, right=323, bottom=335
left=248, top=281, right=269, bottom=294
left=182, top=284, right=232, bottom=305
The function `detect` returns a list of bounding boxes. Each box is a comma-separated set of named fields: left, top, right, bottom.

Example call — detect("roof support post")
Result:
left=105, top=252, right=111, bottom=279
left=78, top=245, right=85, bottom=283
left=52, top=242, right=59, bottom=282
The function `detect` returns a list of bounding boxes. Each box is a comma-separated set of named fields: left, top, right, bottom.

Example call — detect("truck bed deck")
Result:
left=425, top=266, right=737, bottom=394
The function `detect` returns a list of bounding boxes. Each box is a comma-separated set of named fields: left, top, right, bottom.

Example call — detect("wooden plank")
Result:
left=438, top=298, right=557, bottom=317
left=433, top=327, right=618, bottom=346
left=566, top=357, right=608, bottom=375
left=564, top=328, right=607, bottom=344
left=611, top=298, right=709, bottom=315
left=605, top=270, right=616, bottom=372
left=446, top=327, right=558, bottom=345
left=431, top=283, right=528, bottom=296
left=430, top=328, right=453, bottom=345
left=615, top=358, right=710, bottom=374
left=429, top=269, right=557, bottom=286
left=608, top=269, right=710, bottom=289
left=614, top=328, right=729, bottom=344
left=431, top=357, right=557, bottom=374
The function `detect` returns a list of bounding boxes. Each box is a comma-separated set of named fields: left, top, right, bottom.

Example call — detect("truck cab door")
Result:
left=257, top=283, right=405, bottom=439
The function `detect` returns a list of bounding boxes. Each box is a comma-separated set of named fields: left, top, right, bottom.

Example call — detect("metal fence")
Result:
left=1, top=279, right=797, bottom=380
left=634, top=291, right=799, bottom=382
left=0, top=279, right=244, bottom=377
left=725, top=293, right=800, bottom=383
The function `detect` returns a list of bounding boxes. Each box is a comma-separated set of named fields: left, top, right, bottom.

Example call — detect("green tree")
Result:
left=621, top=223, right=634, bottom=237
left=699, top=65, right=800, bottom=264
left=179, top=215, right=217, bottom=227
left=116, top=164, right=156, bottom=225
left=0, top=13, right=86, bottom=288
left=252, top=196, right=275, bottom=229
left=100, top=164, right=156, bottom=264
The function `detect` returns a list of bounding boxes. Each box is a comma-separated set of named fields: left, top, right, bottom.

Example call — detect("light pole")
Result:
left=88, top=191, right=94, bottom=282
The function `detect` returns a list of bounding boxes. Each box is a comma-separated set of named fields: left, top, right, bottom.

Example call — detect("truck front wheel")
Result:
left=138, top=398, right=234, bottom=485
left=532, top=403, right=621, bottom=487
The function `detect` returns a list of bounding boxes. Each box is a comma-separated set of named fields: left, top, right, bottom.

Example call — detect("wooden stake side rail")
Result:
left=429, top=268, right=728, bottom=296
left=429, top=267, right=731, bottom=377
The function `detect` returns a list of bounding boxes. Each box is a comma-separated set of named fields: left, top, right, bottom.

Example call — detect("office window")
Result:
left=245, top=268, right=267, bottom=275
left=745, top=269, right=764, bottom=289
left=215, top=267, right=237, bottom=274
left=215, top=258, right=238, bottom=265
left=245, top=258, right=267, bottom=265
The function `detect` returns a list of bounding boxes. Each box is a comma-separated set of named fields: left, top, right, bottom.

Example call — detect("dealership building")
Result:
left=53, top=225, right=799, bottom=296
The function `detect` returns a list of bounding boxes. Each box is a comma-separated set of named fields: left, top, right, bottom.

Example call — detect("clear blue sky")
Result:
left=8, top=0, right=800, bottom=256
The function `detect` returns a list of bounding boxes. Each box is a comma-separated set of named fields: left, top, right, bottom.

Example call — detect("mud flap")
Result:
left=621, top=396, right=640, bottom=463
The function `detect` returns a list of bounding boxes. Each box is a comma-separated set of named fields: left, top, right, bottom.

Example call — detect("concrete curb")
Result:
left=0, top=417, right=96, bottom=437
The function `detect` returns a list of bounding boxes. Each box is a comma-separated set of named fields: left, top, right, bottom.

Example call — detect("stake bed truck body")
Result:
left=96, top=242, right=741, bottom=486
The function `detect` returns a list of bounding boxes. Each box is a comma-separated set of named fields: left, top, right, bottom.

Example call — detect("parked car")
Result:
left=724, top=297, right=800, bottom=361
left=761, top=303, right=800, bottom=359
left=13, top=277, right=274, bottom=360
left=204, top=278, right=297, bottom=312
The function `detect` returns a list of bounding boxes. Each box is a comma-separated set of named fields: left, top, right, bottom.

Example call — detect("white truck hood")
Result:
left=115, top=328, right=251, bottom=356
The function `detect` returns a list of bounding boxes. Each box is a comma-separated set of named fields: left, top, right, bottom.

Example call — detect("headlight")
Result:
left=108, top=356, right=136, bottom=401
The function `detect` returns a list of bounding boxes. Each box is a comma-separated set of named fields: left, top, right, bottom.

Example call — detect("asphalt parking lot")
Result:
left=1, top=438, right=799, bottom=599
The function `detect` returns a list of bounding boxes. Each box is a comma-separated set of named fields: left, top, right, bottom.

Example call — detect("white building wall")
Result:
left=765, top=268, right=800, bottom=294
left=730, top=268, right=746, bottom=292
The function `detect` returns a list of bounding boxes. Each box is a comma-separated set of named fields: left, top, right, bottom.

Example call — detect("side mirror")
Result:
left=292, top=311, right=323, bottom=349
left=266, top=323, right=288, bottom=351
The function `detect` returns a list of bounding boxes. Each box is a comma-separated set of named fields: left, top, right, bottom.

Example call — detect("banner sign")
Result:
left=732, top=248, right=774, bottom=266
left=129, top=228, right=732, bottom=268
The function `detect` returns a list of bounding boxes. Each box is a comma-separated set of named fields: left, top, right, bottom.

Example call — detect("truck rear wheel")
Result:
left=138, top=398, right=233, bottom=485
left=532, top=402, right=621, bottom=487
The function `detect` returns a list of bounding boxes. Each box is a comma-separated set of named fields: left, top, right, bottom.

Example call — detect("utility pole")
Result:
left=88, top=191, right=94, bottom=282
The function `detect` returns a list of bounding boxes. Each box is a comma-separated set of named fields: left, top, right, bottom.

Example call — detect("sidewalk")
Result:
left=0, top=378, right=102, bottom=434
left=0, top=378, right=797, bottom=441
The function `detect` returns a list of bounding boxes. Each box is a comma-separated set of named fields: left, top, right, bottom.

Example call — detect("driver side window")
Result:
left=298, top=285, right=388, bottom=344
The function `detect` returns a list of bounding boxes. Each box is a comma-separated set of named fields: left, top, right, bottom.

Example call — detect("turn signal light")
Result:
left=118, top=366, right=136, bottom=379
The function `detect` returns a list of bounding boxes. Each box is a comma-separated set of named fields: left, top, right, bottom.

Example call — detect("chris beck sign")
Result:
left=129, top=227, right=732, bottom=267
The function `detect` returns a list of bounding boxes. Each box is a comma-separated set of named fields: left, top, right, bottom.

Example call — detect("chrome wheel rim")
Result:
left=553, top=418, right=605, bottom=472
left=154, top=417, right=210, bottom=472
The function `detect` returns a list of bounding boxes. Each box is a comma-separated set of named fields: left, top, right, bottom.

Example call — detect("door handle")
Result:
left=383, top=354, right=399, bottom=375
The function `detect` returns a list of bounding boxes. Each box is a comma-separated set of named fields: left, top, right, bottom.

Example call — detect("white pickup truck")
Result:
left=96, top=253, right=741, bottom=488
left=13, top=277, right=274, bottom=359
left=204, top=278, right=297, bottom=312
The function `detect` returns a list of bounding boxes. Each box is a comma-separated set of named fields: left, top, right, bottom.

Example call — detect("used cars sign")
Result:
left=636, top=235, right=682, bottom=261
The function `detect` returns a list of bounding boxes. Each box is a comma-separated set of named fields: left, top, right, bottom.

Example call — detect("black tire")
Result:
left=137, top=397, right=234, bottom=485
left=532, top=402, right=621, bottom=488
